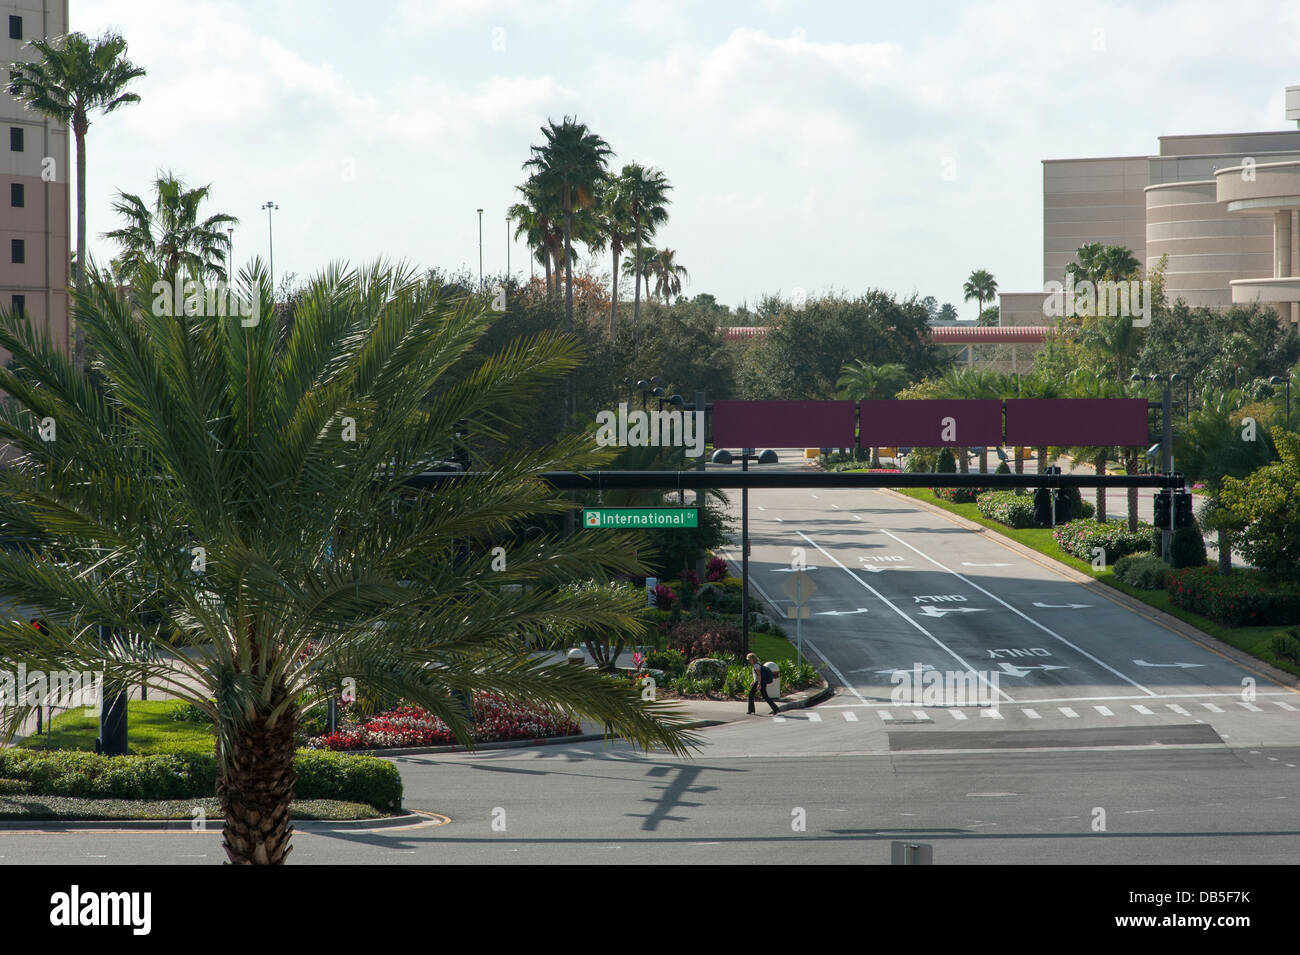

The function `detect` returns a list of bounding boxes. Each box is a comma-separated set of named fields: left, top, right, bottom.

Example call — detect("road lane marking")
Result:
left=950, top=710, right=968, bottom=720
left=797, top=531, right=1014, bottom=704
left=1275, top=701, right=1297, bottom=712
left=1059, top=707, right=1079, bottom=718
left=807, top=712, right=822, bottom=722
left=851, top=514, right=862, bottom=521
left=1095, top=705, right=1113, bottom=716
left=842, top=711, right=858, bottom=722
left=1201, top=702, right=1224, bottom=712
left=772, top=716, right=787, bottom=723
left=879, top=710, right=894, bottom=721
left=1237, top=701, right=1263, bottom=712
left=1167, top=704, right=1190, bottom=716
left=878, top=529, right=1158, bottom=697
left=1132, top=704, right=1154, bottom=715
left=1023, top=708, right=1041, bottom=719
left=912, top=709, right=931, bottom=721
left=979, top=709, right=1004, bottom=719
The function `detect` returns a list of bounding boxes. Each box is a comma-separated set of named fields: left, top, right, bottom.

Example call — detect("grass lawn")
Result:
left=891, top=486, right=1299, bottom=680
left=19, top=699, right=215, bottom=757
left=0, top=795, right=384, bottom=821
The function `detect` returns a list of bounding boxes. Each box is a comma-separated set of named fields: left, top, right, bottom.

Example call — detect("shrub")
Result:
left=779, top=660, right=822, bottom=690
left=1114, top=554, right=1171, bottom=590
left=706, top=556, right=728, bottom=581
left=933, top=485, right=987, bottom=504
left=1147, top=525, right=1208, bottom=569
left=722, top=664, right=752, bottom=696
left=693, top=582, right=738, bottom=613
left=668, top=619, right=744, bottom=660
left=652, top=583, right=678, bottom=611
left=669, top=675, right=714, bottom=696
left=714, top=576, right=744, bottom=594
left=1166, top=567, right=1300, bottom=627
left=995, top=460, right=1011, bottom=474
left=936, top=448, right=956, bottom=473
left=1054, top=519, right=1153, bottom=563
left=1271, top=628, right=1300, bottom=664
left=685, top=658, right=727, bottom=687
left=293, top=750, right=403, bottom=809
left=976, top=490, right=1037, bottom=528
left=645, top=647, right=687, bottom=677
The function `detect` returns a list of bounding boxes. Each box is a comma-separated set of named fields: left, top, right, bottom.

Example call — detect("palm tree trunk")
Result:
left=544, top=250, right=552, bottom=296
left=1014, top=447, right=1024, bottom=475
left=563, top=198, right=574, bottom=335
left=219, top=695, right=297, bottom=865
left=1218, top=528, right=1233, bottom=575
left=632, top=212, right=642, bottom=356
left=959, top=449, right=969, bottom=474
left=871, top=446, right=881, bottom=468
left=74, top=121, right=87, bottom=372
left=1093, top=452, right=1107, bottom=522
left=1125, top=447, right=1139, bottom=532
left=609, top=245, right=620, bottom=337
left=978, top=448, right=988, bottom=473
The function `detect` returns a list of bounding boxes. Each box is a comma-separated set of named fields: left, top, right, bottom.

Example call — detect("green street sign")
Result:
left=582, top=507, right=700, bottom=529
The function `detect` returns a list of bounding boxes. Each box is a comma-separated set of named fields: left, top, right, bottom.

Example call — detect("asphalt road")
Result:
left=2, top=472, right=1297, bottom=865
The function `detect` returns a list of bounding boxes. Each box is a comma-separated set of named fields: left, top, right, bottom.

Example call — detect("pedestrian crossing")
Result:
left=773, top=698, right=1300, bottom=724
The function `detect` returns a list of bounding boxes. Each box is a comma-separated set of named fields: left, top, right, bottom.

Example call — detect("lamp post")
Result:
left=477, top=208, right=484, bottom=285
left=261, top=201, right=279, bottom=288
left=1150, top=374, right=1173, bottom=562
left=226, top=226, right=234, bottom=282
left=505, top=214, right=511, bottom=279
left=1270, top=375, right=1292, bottom=429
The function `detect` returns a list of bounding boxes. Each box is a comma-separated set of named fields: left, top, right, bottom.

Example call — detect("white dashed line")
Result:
left=1167, top=704, right=1190, bottom=716
left=1094, top=706, right=1113, bottom=716
left=1274, top=701, right=1297, bottom=711
left=979, top=709, right=1004, bottom=720
left=1059, top=707, right=1079, bottom=718
left=1132, top=704, right=1154, bottom=715
left=1201, top=702, right=1224, bottom=713
left=1023, top=708, right=1041, bottom=720
left=912, top=709, right=931, bottom=721
left=950, top=710, right=968, bottom=721
left=878, top=711, right=894, bottom=722
left=1238, top=701, right=1263, bottom=712
left=842, top=711, right=858, bottom=722
left=772, top=716, right=787, bottom=724
left=807, top=712, right=822, bottom=722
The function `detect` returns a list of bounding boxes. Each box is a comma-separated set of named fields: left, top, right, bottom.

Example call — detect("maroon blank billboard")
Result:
left=1004, top=399, right=1149, bottom=447
left=712, top=400, right=856, bottom=448
left=858, top=400, right=1003, bottom=447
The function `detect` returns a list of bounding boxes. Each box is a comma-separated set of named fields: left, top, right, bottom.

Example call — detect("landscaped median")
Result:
left=890, top=485, right=1300, bottom=681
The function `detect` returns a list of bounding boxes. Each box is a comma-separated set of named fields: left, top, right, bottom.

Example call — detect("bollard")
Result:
left=566, top=648, right=585, bottom=666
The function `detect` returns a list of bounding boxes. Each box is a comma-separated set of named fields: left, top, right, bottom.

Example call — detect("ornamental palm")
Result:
left=103, top=171, right=238, bottom=283
left=0, top=261, right=696, bottom=865
left=962, top=269, right=998, bottom=320
left=620, top=164, right=671, bottom=353
left=1062, top=368, right=1126, bottom=521
left=837, top=361, right=909, bottom=466
left=597, top=172, right=638, bottom=337
left=651, top=249, right=689, bottom=305
left=8, top=30, right=146, bottom=370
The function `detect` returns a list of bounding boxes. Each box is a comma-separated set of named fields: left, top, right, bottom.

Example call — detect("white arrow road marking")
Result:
left=961, top=562, right=1013, bottom=567
left=1032, top=602, right=1091, bottom=609
left=816, top=608, right=869, bottom=616
left=916, top=605, right=987, bottom=618
left=773, top=566, right=818, bottom=572
left=997, top=662, right=1071, bottom=678
left=851, top=514, right=862, bottom=521
left=1132, top=660, right=1206, bottom=669
left=865, top=664, right=937, bottom=676
left=878, top=529, right=1157, bottom=697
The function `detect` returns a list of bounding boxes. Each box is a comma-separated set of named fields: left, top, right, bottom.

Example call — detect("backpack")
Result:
left=760, top=663, right=774, bottom=686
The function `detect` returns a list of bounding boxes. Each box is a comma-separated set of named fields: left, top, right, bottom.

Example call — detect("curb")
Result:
left=368, top=718, right=724, bottom=757
left=0, top=809, right=437, bottom=833
left=880, top=487, right=1300, bottom=692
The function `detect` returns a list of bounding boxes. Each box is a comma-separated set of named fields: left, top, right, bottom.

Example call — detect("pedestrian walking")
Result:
left=747, top=652, right=779, bottom=716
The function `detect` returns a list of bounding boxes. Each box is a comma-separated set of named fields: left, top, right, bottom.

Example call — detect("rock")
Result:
left=749, top=611, right=772, bottom=631
left=695, top=583, right=725, bottom=604
left=685, top=657, right=728, bottom=684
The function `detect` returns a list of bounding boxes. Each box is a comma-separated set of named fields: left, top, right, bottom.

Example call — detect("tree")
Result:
left=597, top=171, right=636, bottom=335
left=651, top=248, right=689, bottom=304
left=937, top=303, right=958, bottom=322
left=1221, top=429, right=1300, bottom=581
left=1061, top=368, right=1125, bottom=520
left=8, top=30, right=146, bottom=370
left=620, top=163, right=671, bottom=352
left=103, top=171, right=237, bottom=282
left=962, top=269, right=998, bottom=320
left=837, top=360, right=909, bottom=466
left=0, top=261, right=696, bottom=864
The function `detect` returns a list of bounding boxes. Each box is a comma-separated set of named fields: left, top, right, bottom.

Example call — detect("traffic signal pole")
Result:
left=1162, top=384, right=1173, bottom=563
left=741, top=452, right=749, bottom=660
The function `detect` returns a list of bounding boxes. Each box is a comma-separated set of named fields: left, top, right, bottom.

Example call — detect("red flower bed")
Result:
left=308, top=693, right=581, bottom=751
left=1166, top=567, right=1300, bottom=627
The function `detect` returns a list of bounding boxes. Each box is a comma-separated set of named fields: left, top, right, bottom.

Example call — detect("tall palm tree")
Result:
left=962, top=269, right=998, bottom=320
left=507, top=194, right=552, bottom=296
left=0, top=261, right=696, bottom=864
left=932, top=366, right=1004, bottom=473
left=837, top=361, right=909, bottom=466
left=1080, top=312, right=1141, bottom=381
left=651, top=249, right=689, bottom=305
left=103, top=171, right=237, bottom=283
left=621, top=164, right=671, bottom=352
left=8, top=31, right=145, bottom=369
left=1013, top=372, right=1063, bottom=477
left=598, top=171, right=637, bottom=336
left=1063, top=368, right=1125, bottom=521
left=622, top=246, right=657, bottom=306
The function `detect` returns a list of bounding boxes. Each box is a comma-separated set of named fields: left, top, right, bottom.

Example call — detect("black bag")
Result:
left=760, top=663, right=773, bottom=686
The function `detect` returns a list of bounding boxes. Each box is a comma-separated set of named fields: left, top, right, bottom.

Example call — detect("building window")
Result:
left=11, top=239, right=24, bottom=264
left=11, top=295, right=25, bottom=316
left=8, top=15, right=20, bottom=40
left=9, top=127, right=22, bottom=152
left=10, top=182, right=23, bottom=207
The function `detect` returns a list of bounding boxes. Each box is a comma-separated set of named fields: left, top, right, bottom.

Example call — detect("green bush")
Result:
left=722, top=664, right=752, bottom=696
left=780, top=660, right=822, bottom=690
left=936, top=448, right=957, bottom=473
left=976, top=490, right=1037, bottom=528
left=1271, top=628, right=1300, bottom=664
left=293, top=750, right=403, bottom=810
left=1053, top=519, right=1153, bottom=563
left=933, top=485, right=987, bottom=504
left=1167, top=568, right=1300, bottom=627
left=645, top=647, right=687, bottom=677
left=0, top=748, right=402, bottom=810
left=1113, top=555, right=1171, bottom=590
left=669, top=675, right=714, bottom=696
left=1147, top=525, right=1208, bottom=569
left=995, top=460, right=1011, bottom=474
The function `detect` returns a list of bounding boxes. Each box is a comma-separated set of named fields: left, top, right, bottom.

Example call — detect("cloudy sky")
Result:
left=67, top=0, right=1300, bottom=315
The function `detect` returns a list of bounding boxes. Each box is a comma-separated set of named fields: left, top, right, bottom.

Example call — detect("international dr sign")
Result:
left=583, top=508, right=700, bottom=529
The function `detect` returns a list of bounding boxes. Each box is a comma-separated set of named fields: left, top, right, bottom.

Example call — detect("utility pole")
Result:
left=261, top=201, right=279, bottom=288
left=477, top=208, right=484, bottom=284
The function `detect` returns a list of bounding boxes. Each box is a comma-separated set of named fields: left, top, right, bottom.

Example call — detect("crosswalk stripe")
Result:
left=1274, top=700, right=1298, bottom=712
left=912, top=709, right=931, bottom=721
left=1023, top=708, right=1041, bottom=719
left=772, top=716, right=786, bottom=723
left=979, top=709, right=1004, bottom=720
left=842, top=711, right=858, bottom=722
left=1167, top=704, right=1190, bottom=716
left=950, top=710, right=968, bottom=721
left=878, top=710, right=894, bottom=722
left=807, top=712, right=822, bottom=722
left=1132, top=704, right=1154, bottom=715
left=1059, top=707, right=1079, bottom=718
left=1238, top=701, right=1263, bottom=712
left=1094, top=705, right=1113, bottom=716
left=1201, top=702, right=1224, bottom=713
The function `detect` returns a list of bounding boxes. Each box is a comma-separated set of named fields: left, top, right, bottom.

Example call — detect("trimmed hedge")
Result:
left=1272, top=628, right=1300, bottom=664
left=1113, top=555, right=1171, bottom=590
left=1054, top=519, right=1153, bottom=563
left=1148, top=525, right=1208, bottom=569
left=0, top=748, right=401, bottom=809
left=976, top=490, right=1036, bottom=528
left=1166, top=568, right=1300, bottom=627
left=933, top=486, right=987, bottom=504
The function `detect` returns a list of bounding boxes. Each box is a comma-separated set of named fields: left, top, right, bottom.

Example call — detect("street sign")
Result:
left=582, top=507, right=699, bottom=529
left=781, top=571, right=817, bottom=602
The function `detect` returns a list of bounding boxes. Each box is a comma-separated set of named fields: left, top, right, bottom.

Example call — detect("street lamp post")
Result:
left=261, top=201, right=279, bottom=288
left=505, top=214, right=511, bottom=279
left=226, top=226, right=234, bottom=281
left=477, top=208, right=484, bottom=285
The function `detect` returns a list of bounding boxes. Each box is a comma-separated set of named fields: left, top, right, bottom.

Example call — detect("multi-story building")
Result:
left=1, top=0, right=70, bottom=361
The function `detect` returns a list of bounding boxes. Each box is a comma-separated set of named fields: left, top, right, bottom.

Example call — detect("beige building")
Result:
left=2, top=0, right=70, bottom=360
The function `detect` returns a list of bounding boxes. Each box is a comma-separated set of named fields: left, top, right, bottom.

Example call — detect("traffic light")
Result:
left=1153, top=489, right=1171, bottom=527
left=1033, top=487, right=1053, bottom=527
left=1174, top=490, right=1195, bottom=529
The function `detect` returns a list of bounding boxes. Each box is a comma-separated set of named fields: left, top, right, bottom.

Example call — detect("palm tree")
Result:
left=651, top=249, right=689, bottom=305
left=931, top=366, right=1004, bottom=473
left=1063, top=368, right=1125, bottom=521
left=598, top=171, right=638, bottom=336
left=507, top=193, right=552, bottom=296
left=0, top=261, right=697, bottom=864
left=837, top=361, right=909, bottom=466
left=1012, top=372, right=1063, bottom=477
left=1080, top=312, right=1141, bottom=381
left=623, top=246, right=657, bottom=306
left=8, top=31, right=146, bottom=370
left=621, top=163, right=671, bottom=351
left=523, top=117, right=613, bottom=339
left=103, top=171, right=237, bottom=283
left=962, top=270, right=998, bottom=321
